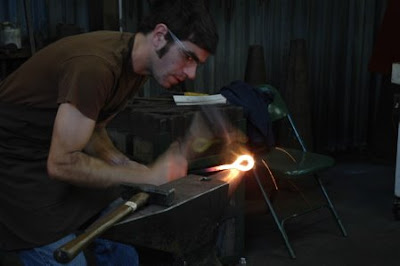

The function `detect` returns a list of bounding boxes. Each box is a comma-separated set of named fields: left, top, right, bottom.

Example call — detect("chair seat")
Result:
left=262, top=147, right=335, bottom=177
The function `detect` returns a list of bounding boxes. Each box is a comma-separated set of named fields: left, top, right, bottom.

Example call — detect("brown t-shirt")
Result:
left=0, top=30, right=147, bottom=122
left=0, top=31, right=147, bottom=250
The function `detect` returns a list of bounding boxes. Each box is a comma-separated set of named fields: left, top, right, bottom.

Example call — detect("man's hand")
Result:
left=181, top=110, right=248, bottom=160
left=147, top=141, right=188, bottom=185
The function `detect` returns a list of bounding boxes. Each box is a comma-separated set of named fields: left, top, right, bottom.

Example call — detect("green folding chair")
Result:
left=252, top=84, right=347, bottom=259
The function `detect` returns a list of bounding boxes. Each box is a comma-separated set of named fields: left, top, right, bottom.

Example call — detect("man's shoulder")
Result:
left=49, top=31, right=134, bottom=68
left=59, top=30, right=134, bottom=43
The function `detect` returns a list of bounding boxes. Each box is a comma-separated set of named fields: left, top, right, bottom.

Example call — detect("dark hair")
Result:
left=138, top=0, right=218, bottom=54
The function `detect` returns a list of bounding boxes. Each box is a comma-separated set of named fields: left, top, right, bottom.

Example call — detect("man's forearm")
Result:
left=47, top=103, right=187, bottom=187
left=47, top=150, right=152, bottom=187
left=49, top=125, right=152, bottom=187
left=47, top=104, right=162, bottom=187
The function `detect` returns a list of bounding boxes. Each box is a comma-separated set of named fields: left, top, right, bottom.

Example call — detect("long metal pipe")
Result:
left=118, top=0, right=123, bottom=32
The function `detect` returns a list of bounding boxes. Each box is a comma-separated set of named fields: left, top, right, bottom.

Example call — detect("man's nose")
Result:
left=183, top=65, right=197, bottom=80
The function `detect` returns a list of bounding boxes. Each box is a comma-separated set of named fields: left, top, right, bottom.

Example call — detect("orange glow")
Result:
left=203, top=154, right=255, bottom=196
left=221, top=168, right=240, bottom=183
left=206, top=154, right=255, bottom=172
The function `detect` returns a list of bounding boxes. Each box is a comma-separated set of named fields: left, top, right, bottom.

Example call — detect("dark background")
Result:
left=0, top=0, right=398, bottom=161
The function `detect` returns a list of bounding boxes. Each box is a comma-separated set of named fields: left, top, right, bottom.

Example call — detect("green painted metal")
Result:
left=257, top=84, right=289, bottom=122
left=263, top=147, right=334, bottom=177
left=251, top=84, right=347, bottom=259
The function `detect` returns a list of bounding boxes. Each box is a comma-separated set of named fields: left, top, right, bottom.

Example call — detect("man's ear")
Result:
left=152, top=23, right=169, bottom=49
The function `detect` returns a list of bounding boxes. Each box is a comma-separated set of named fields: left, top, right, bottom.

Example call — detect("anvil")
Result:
left=103, top=174, right=231, bottom=265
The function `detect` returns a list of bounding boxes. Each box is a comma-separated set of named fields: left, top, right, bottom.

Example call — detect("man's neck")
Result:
left=131, top=32, right=151, bottom=76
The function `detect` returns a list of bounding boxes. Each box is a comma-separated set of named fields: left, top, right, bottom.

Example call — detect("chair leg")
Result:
left=315, top=175, right=348, bottom=237
left=252, top=168, right=297, bottom=259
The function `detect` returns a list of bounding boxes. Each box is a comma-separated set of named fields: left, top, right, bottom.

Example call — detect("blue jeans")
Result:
left=17, top=234, right=139, bottom=266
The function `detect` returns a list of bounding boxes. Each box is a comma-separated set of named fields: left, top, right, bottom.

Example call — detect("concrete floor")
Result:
left=243, top=155, right=400, bottom=266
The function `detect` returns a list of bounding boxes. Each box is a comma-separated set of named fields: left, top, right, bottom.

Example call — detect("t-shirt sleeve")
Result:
left=57, top=56, right=115, bottom=121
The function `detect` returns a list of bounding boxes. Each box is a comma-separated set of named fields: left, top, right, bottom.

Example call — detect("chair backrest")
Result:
left=257, top=84, right=307, bottom=151
left=257, top=84, right=289, bottom=122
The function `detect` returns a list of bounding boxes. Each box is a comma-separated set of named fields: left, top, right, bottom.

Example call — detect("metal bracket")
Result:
left=393, top=196, right=400, bottom=220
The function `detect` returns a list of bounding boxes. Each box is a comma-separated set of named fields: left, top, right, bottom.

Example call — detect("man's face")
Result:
left=151, top=37, right=210, bottom=89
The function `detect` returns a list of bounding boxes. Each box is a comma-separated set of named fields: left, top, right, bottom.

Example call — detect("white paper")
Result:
left=173, top=94, right=227, bottom=106
left=392, top=63, right=400, bottom=85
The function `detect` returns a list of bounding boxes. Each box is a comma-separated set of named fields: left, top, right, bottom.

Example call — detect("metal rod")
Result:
left=315, top=174, right=348, bottom=237
left=287, top=114, right=307, bottom=152
left=23, top=0, right=36, bottom=55
left=118, top=0, right=123, bottom=32
left=252, top=167, right=296, bottom=259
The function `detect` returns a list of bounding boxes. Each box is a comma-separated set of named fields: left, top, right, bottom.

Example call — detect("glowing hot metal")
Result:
left=205, top=155, right=255, bottom=172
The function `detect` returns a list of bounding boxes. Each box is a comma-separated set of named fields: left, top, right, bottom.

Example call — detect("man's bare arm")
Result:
left=47, top=103, right=187, bottom=187
left=85, top=126, right=129, bottom=165
left=84, top=125, right=149, bottom=171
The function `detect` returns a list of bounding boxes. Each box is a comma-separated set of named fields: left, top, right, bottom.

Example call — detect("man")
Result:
left=0, top=0, right=218, bottom=264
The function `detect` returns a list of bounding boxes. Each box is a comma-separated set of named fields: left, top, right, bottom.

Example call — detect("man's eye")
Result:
left=186, top=56, right=194, bottom=62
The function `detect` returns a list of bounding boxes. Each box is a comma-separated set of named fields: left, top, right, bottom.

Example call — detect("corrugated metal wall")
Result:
left=0, top=0, right=388, bottom=152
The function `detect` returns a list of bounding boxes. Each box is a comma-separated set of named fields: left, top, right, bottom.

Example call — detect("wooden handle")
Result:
left=54, top=192, right=149, bottom=263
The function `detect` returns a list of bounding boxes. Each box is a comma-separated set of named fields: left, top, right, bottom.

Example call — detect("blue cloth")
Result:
left=17, top=234, right=138, bottom=266
left=220, top=80, right=275, bottom=150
